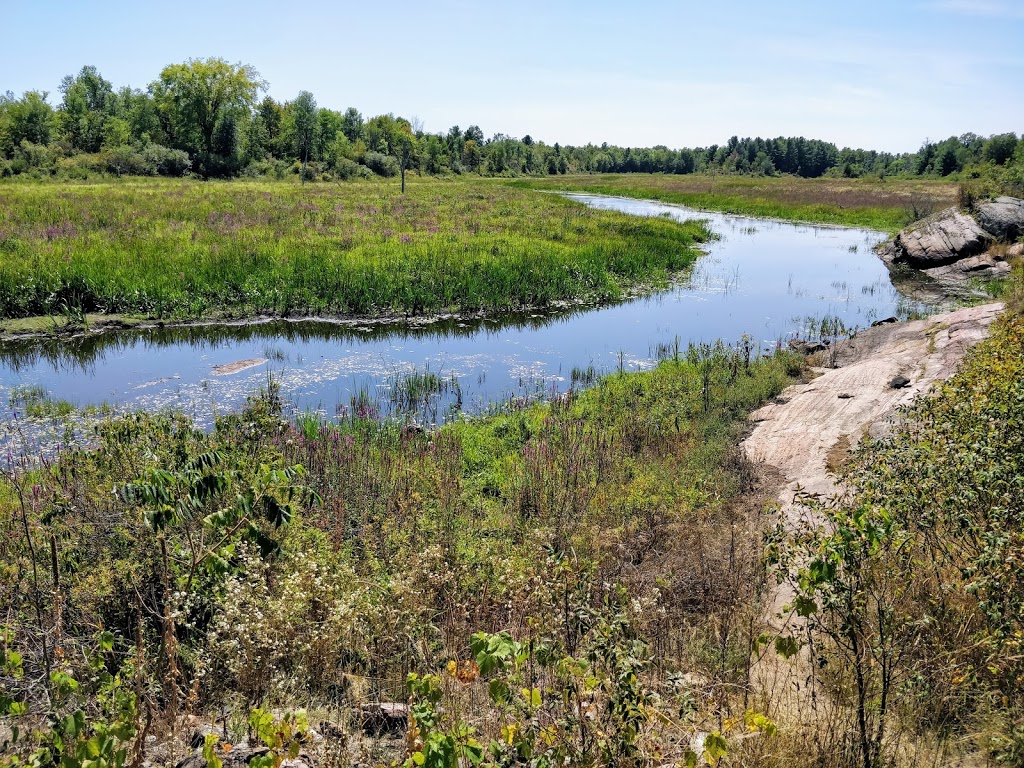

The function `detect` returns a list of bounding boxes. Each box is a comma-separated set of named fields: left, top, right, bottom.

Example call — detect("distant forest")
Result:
left=2, top=58, right=1023, bottom=185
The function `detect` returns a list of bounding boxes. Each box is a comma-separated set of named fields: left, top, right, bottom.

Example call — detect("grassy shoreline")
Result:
left=0, top=177, right=710, bottom=323
left=510, top=173, right=959, bottom=233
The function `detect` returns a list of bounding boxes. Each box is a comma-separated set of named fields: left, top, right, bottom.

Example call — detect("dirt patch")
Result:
left=824, top=434, right=852, bottom=475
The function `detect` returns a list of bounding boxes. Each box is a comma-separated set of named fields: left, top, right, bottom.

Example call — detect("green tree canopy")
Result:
left=2, top=91, right=56, bottom=149
left=290, top=90, right=317, bottom=163
left=58, top=66, right=115, bottom=152
left=151, top=58, right=264, bottom=173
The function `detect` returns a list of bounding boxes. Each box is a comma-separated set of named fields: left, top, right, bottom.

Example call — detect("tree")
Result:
left=984, top=133, right=1018, bottom=166
left=290, top=90, right=317, bottom=182
left=116, top=87, right=164, bottom=145
left=58, top=66, right=115, bottom=152
left=421, top=134, right=446, bottom=175
left=4, top=91, right=56, bottom=148
left=240, top=112, right=271, bottom=165
left=935, top=142, right=960, bottom=176
left=101, top=117, right=131, bottom=149
left=257, top=96, right=285, bottom=157
left=151, top=58, right=263, bottom=175
left=398, top=126, right=418, bottom=194
left=211, top=112, right=241, bottom=175
left=313, top=108, right=341, bottom=162
left=462, top=139, right=482, bottom=172
left=340, top=107, right=363, bottom=142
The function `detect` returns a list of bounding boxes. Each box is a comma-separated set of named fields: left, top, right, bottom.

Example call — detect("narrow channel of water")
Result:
left=0, top=194, right=930, bottom=436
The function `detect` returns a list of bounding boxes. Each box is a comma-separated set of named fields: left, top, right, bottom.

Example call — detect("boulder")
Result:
left=924, top=253, right=1012, bottom=281
left=360, top=702, right=409, bottom=735
left=885, top=207, right=992, bottom=267
left=788, top=340, right=827, bottom=355
left=974, top=196, right=1024, bottom=241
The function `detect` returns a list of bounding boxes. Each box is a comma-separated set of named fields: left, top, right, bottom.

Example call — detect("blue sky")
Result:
left=2, top=0, right=1022, bottom=152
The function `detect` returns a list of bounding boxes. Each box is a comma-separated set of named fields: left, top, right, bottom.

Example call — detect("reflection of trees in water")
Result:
left=0, top=305, right=600, bottom=374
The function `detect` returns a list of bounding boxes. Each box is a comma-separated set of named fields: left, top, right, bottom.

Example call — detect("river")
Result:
left=0, top=193, right=930, bottom=437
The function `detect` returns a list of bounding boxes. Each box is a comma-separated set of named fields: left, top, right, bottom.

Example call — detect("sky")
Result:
left=2, top=0, right=1022, bottom=153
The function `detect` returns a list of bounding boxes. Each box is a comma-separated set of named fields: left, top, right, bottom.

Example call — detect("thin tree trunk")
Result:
left=13, top=480, right=51, bottom=696
left=50, top=536, right=62, bottom=662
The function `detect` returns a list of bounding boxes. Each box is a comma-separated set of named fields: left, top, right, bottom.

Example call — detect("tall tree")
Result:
left=58, top=66, right=115, bottom=152
left=340, top=107, right=364, bottom=142
left=290, top=90, right=317, bottom=180
left=151, top=58, right=263, bottom=174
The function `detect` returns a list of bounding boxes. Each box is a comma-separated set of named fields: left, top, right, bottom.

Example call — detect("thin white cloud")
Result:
left=928, top=0, right=1024, bottom=18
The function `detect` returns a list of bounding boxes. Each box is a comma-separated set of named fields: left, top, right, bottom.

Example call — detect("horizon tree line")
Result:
left=1, top=58, right=1022, bottom=185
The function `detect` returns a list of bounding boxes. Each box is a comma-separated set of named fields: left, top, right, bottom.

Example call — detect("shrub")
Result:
left=56, top=153, right=105, bottom=179
left=333, top=157, right=372, bottom=180
left=241, top=159, right=290, bottom=179
left=11, top=140, right=57, bottom=175
left=102, top=145, right=152, bottom=176
left=139, top=143, right=191, bottom=176
left=363, top=150, right=399, bottom=177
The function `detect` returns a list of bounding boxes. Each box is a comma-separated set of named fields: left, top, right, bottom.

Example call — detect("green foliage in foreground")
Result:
left=0, top=344, right=800, bottom=766
left=511, top=174, right=960, bottom=233
left=0, top=178, right=709, bottom=321
left=772, top=313, right=1024, bottom=766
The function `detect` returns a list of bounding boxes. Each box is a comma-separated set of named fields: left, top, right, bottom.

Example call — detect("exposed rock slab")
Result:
left=881, top=207, right=992, bottom=267
left=745, top=302, right=1002, bottom=516
left=745, top=303, right=1003, bottom=708
left=922, top=251, right=1011, bottom=281
left=974, top=196, right=1024, bottom=241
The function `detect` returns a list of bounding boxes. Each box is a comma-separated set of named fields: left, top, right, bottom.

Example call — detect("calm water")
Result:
left=0, top=194, right=928, bottom=432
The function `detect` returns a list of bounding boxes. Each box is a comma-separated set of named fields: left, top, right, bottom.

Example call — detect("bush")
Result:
left=56, top=153, right=105, bottom=179
left=139, top=143, right=191, bottom=176
left=241, top=159, right=290, bottom=179
left=102, top=145, right=153, bottom=176
left=363, top=150, right=399, bottom=177
left=333, top=157, right=372, bottom=180
left=11, top=140, right=58, bottom=175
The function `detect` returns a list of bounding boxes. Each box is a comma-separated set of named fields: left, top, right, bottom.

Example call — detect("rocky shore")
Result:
left=877, top=195, right=1024, bottom=283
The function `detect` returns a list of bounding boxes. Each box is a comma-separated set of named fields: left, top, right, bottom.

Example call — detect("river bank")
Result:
left=743, top=301, right=1005, bottom=755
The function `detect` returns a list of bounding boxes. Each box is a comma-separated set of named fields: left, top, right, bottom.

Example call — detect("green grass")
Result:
left=0, top=177, right=710, bottom=322
left=510, top=173, right=959, bottom=233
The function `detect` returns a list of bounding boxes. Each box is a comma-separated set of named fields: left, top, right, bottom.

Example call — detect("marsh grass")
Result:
left=0, top=177, right=710, bottom=321
left=512, top=174, right=959, bottom=232
left=387, top=365, right=462, bottom=421
left=8, top=384, right=75, bottom=419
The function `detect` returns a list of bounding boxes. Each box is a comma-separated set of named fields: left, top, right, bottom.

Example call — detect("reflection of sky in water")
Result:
left=0, top=194, right=934, bottom=434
